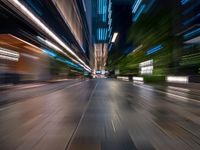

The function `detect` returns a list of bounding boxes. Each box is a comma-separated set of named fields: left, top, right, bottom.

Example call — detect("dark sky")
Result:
left=112, top=0, right=134, bottom=5
left=111, top=2, right=133, bottom=54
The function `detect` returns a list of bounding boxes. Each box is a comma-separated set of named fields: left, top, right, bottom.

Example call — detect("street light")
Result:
left=111, top=32, right=118, bottom=43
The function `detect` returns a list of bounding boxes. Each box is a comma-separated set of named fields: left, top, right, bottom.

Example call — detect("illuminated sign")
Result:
left=139, top=59, right=153, bottom=75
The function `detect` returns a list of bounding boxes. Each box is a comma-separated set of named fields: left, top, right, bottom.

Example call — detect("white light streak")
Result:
left=0, top=55, right=19, bottom=61
left=166, top=76, right=189, bottom=84
left=0, top=47, right=19, bottom=61
left=0, top=49, right=19, bottom=58
left=10, top=0, right=91, bottom=71
left=185, top=35, right=200, bottom=44
left=21, top=53, right=39, bottom=60
left=131, top=44, right=143, bottom=54
left=37, top=36, right=80, bottom=65
left=82, top=0, right=86, bottom=12
left=132, top=0, right=142, bottom=13
left=37, top=36, right=62, bottom=52
left=9, top=34, right=42, bottom=51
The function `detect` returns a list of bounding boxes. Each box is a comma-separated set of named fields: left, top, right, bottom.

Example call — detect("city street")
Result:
left=0, top=79, right=199, bottom=150
left=0, top=0, right=200, bottom=150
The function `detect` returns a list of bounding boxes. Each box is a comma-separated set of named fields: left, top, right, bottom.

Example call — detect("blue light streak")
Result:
left=100, top=28, right=102, bottom=40
left=184, top=28, right=200, bottom=39
left=124, top=46, right=133, bottom=55
left=26, top=0, right=43, bottom=16
left=132, top=0, right=142, bottom=13
left=65, top=60, right=79, bottom=68
left=98, top=29, right=100, bottom=40
left=183, top=13, right=200, bottom=26
left=102, top=29, right=104, bottom=41
left=144, top=0, right=155, bottom=13
left=108, top=10, right=112, bottom=19
left=102, top=29, right=103, bottom=40
left=181, top=0, right=189, bottom=5
left=99, top=28, right=101, bottom=40
left=103, top=0, right=107, bottom=22
left=104, top=28, right=106, bottom=40
left=57, top=57, right=81, bottom=69
left=183, top=44, right=194, bottom=49
left=103, top=0, right=106, bottom=14
left=98, top=0, right=100, bottom=14
left=98, top=0, right=104, bottom=14
left=103, top=0, right=104, bottom=15
left=108, top=0, right=112, bottom=11
left=108, top=44, right=113, bottom=51
left=108, top=27, right=112, bottom=38
left=97, top=29, right=98, bottom=40
left=103, top=28, right=104, bottom=40
left=97, top=28, right=100, bottom=40
left=98, top=0, right=108, bottom=21
left=108, top=0, right=112, bottom=25
left=103, top=28, right=105, bottom=40
left=108, top=22, right=112, bottom=31
left=105, top=28, right=108, bottom=40
left=108, top=18, right=112, bottom=26
left=103, top=0, right=106, bottom=21
left=146, top=44, right=163, bottom=55
left=105, top=0, right=107, bottom=21
left=133, top=4, right=146, bottom=22
left=81, top=46, right=85, bottom=53
left=103, top=28, right=108, bottom=40
left=182, top=1, right=200, bottom=15
left=43, top=49, right=81, bottom=70
left=101, top=0, right=103, bottom=14
left=42, top=49, right=57, bottom=57
left=97, top=28, right=108, bottom=41
left=56, top=57, right=65, bottom=63
left=99, top=0, right=100, bottom=13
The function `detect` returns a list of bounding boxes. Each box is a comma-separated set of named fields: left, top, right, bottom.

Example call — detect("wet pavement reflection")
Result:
left=0, top=79, right=199, bottom=150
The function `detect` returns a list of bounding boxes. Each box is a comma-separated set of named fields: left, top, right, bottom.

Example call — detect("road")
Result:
left=0, top=79, right=200, bottom=150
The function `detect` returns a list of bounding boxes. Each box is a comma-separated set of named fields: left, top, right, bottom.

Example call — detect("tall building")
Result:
left=93, top=0, right=112, bottom=73
left=176, top=0, right=200, bottom=77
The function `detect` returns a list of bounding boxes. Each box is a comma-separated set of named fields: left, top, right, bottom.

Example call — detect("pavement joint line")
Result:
left=135, top=108, right=174, bottom=138
left=65, top=81, right=99, bottom=150
left=151, top=119, right=173, bottom=138
left=132, top=83, right=200, bottom=104
left=48, top=80, right=89, bottom=96
left=111, top=120, right=116, bottom=132
left=16, top=84, right=46, bottom=90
